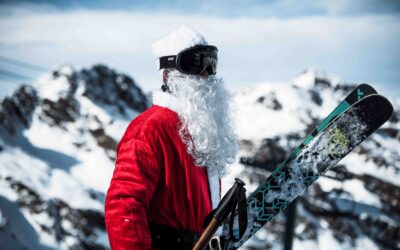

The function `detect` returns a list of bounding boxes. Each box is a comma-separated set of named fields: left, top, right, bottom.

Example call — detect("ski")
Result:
left=221, top=84, right=376, bottom=247
left=285, top=83, right=376, bottom=163
left=224, top=93, right=393, bottom=249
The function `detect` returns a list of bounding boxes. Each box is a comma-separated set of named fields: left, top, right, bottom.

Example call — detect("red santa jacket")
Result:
left=105, top=93, right=219, bottom=249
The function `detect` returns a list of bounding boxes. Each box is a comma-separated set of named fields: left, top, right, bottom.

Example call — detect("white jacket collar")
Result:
left=152, top=91, right=180, bottom=113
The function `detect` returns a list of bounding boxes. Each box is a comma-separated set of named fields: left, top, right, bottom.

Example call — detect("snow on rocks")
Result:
left=36, top=64, right=77, bottom=102
left=0, top=85, right=38, bottom=135
left=0, top=64, right=150, bottom=249
left=292, top=68, right=343, bottom=89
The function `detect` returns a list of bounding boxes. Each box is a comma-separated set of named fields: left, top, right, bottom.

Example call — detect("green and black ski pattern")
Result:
left=285, top=83, right=376, bottom=164
left=224, top=85, right=394, bottom=249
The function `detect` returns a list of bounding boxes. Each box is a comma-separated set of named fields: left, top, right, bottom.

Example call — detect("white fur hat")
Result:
left=151, top=25, right=208, bottom=70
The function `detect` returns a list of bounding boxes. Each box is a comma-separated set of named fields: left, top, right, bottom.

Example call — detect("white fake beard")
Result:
left=167, top=70, right=238, bottom=177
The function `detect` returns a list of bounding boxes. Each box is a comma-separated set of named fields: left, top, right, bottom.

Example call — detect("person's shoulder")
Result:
left=127, top=105, right=178, bottom=135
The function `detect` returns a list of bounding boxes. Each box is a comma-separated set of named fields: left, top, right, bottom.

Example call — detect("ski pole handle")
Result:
left=193, top=178, right=247, bottom=250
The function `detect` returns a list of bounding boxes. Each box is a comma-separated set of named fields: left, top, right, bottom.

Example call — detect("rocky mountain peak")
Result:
left=293, top=68, right=333, bottom=88
left=80, top=64, right=148, bottom=113
left=34, top=64, right=149, bottom=128
left=0, top=85, right=38, bottom=135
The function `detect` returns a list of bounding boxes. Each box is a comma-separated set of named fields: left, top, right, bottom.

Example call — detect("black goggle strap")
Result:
left=159, top=55, right=177, bottom=70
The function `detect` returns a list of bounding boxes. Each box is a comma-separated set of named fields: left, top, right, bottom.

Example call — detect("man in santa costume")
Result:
left=105, top=25, right=238, bottom=250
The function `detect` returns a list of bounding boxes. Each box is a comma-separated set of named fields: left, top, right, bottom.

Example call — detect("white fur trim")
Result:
left=208, top=172, right=222, bottom=235
left=151, top=25, right=208, bottom=59
left=152, top=91, right=180, bottom=113
left=208, top=172, right=220, bottom=210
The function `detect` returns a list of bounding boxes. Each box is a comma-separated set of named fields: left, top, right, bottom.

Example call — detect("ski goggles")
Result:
left=159, top=45, right=218, bottom=76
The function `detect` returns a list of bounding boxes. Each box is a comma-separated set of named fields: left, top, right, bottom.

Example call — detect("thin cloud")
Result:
left=0, top=6, right=399, bottom=97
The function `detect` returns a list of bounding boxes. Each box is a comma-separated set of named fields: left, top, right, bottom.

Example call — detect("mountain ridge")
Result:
left=0, top=64, right=149, bottom=249
left=0, top=65, right=399, bottom=249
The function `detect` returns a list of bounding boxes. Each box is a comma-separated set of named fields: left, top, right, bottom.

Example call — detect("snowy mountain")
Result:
left=0, top=64, right=149, bottom=249
left=0, top=66, right=399, bottom=249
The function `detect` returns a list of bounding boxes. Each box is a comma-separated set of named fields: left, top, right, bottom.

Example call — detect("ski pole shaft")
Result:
left=192, top=218, right=219, bottom=250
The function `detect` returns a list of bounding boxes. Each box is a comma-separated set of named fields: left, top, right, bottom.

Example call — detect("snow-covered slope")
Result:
left=0, top=66, right=398, bottom=249
left=223, top=69, right=400, bottom=250
left=0, top=64, right=149, bottom=249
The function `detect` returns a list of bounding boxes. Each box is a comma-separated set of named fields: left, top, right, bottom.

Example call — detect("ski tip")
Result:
left=358, top=83, right=378, bottom=94
left=345, top=83, right=378, bottom=104
left=358, top=94, right=394, bottom=124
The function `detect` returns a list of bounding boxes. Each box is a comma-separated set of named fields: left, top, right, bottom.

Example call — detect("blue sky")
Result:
left=2, top=0, right=400, bottom=17
left=0, top=0, right=399, bottom=98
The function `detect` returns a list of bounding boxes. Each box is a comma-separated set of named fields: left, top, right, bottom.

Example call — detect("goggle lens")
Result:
left=179, top=46, right=218, bottom=75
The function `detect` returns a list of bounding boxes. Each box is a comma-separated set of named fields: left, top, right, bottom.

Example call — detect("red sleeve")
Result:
left=105, top=135, right=160, bottom=250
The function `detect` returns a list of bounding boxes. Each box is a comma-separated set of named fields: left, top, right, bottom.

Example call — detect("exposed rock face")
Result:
left=309, top=89, right=323, bottom=106
left=41, top=98, right=80, bottom=126
left=89, top=128, right=118, bottom=160
left=257, top=93, right=283, bottom=111
left=240, top=137, right=287, bottom=172
left=81, top=65, right=148, bottom=114
left=0, top=85, right=38, bottom=135
left=298, top=171, right=400, bottom=250
left=4, top=177, right=106, bottom=249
